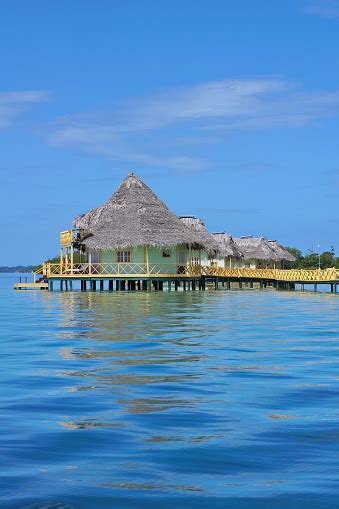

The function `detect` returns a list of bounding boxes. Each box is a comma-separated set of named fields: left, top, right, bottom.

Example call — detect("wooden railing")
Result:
left=37, top=263, right=339, bottom=282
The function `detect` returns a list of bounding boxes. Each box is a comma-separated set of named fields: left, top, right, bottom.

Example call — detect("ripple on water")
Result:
left=1, top=275, right=339, bottom=508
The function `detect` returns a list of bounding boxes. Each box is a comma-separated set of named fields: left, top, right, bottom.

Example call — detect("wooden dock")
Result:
left=14, top=282, right=48, bottom=290
left=14, top=264, right=339, bottom=292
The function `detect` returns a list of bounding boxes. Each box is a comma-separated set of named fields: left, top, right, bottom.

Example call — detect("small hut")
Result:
left=73, top=173, right=213, bottom=270
left=211, top=233, right=244, bottom=268
left=233, top=236, right=281, bottom=268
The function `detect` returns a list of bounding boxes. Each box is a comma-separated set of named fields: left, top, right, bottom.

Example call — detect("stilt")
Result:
left=314, top=283, right=317, bottom=292
left=260, top=279, right=263, bottom=290
left=183, top=281, right=186, bottom=291
left=142, top=280, right=147, bottom=291
left=331, top=284, right=334, bottom=293
left=214, top=277, right=218, bottom=290
left=116, top=280, right=120, bottom=291
left=175, top=281, right=179, bottom=291
left=83, top=280, right=87, bottom=292
left=168, top=281, right=172, bottom=291
left=250, top=279, right=253, bottom=289
left=239, top=279, right=242, bottom=289
left=65, top=281, right=68, bottom=291
left=100, top=280, right=104, bottom=291
left=121, top=280, right=126, bottom=291
left=227, top=278, right=231, bottom=289
left=159, top=281, right=163, bottom=291
left=49, top=280, right=53, bottom=291
left=192, top=280, right=196, bottom=291
left=60, top=280, right=64, bottom=291
left=109, top=280, right=114, bottom=291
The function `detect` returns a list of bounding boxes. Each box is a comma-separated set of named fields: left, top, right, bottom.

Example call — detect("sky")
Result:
left=1, top=0, right=339, bottom=265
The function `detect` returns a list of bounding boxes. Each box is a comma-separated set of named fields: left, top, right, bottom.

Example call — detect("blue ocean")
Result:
left=1, top=274, right=339, bottom=508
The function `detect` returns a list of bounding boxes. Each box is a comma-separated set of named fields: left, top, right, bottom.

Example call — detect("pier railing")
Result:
left=37, top=263, right=338, bottom=282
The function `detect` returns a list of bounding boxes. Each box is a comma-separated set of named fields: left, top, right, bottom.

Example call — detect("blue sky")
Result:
left=1, top=0, right=339, bottom=264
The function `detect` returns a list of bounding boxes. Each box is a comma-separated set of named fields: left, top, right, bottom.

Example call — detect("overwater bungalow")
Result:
left=66, top=173, right=214, bottom=276
left=233, top=236, right=295, bottom=269
left=19, top=172, right=338, bottom=292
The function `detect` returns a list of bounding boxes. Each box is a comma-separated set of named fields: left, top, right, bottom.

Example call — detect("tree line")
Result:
left=285, top=247, right=339, bottom=269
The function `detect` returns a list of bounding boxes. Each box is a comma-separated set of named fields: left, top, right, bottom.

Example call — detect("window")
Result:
left=163, top=250, right=171, bottom=258
left=117, top=250, right=131, bottom=263
left=191, top=256, right=199, bottom=266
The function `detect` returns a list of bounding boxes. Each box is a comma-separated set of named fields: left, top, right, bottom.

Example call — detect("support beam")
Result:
left=109, top=280, right=114, bottom=291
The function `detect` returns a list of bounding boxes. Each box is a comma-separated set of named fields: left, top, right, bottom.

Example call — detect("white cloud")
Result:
left=45, top=80, right=339, bottom=171
left=0, top=91, right=49, bottom=128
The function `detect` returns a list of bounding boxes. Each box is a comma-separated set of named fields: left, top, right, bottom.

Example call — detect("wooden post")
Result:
left=239, top=279, right=242, bottom=289
left=250, top=279, right=253, bottom=289
left=70, top=244, right=74, bottom=275
left=214, top=278, right=218, bottom=290
left=100, top=280, right=104, bottom=291
left=145, top=245, right=149, bottom=275
left=88, top=251, right=92, bottom=275
left=192, top=280, right=196, bottom=290
left=121, top=280, right=126, bottom=291
left=109, top=280, right=113, bottom=291
left=60, top=280, right=64, bottom=291
left=175, top=281, right=179, bottom=291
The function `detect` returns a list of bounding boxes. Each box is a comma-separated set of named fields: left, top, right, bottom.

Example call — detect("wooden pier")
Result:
left=14, top=263, right=339, bottom=292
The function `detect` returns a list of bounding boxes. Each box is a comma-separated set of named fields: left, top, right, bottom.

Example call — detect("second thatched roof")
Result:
left=74, top=173, right=216, bottom=251
left=179, top=216, right=220, bottom=252
left=233, top=236, right=296, bottom=261
left=212, top=233, right=244, bottom=258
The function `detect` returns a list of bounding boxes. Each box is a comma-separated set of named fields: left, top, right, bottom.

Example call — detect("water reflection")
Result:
left=3, top=279, right=339, bottom=507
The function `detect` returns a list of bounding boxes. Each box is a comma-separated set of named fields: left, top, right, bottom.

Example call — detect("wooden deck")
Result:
left=14, top=282, right=48, bottom=290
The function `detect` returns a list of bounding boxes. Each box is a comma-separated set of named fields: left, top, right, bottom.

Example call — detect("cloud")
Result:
left=0, top=91, right=49, bottom=128
left=303, top=1, right=339, bottom=17
left=45, top=80, right=339, bottom=171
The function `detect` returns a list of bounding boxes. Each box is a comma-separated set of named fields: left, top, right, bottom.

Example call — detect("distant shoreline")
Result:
left=0, top=267, right=35, bottom=274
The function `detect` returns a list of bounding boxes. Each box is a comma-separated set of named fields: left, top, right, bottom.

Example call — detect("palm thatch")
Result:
left=212, top=233, right=243, bottom=258
left=267, top=240, right=296, bottom=262
left=74, top=173, right=216, bottom=251
left=233, top=236, right=280, bottom=261
left=179, top=216, right=219, bottom=252
left=233, top=236, right=296, bottom=262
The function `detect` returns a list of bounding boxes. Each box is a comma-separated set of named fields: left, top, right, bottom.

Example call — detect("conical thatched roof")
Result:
left=179, top=216, right=219, bottom=252
left=74, top=173, right=215, bottom=251
left=267, top=240, right=296, bottom=262
left=212, top=232, right=244, bottom=258
left=233, top=236, right=280, bottom=261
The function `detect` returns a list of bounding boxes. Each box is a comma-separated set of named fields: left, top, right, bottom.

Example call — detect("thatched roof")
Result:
left=233, top=236, right=280, bottom=261
left=212, top=232, right=244, bottom=258
left=74, top=173, right=216, bottom=251
left=233, top=236, right=296, bottom=261
left=267, top=240, right=296, bottom=262
left=179, top=216, right=219, bottom=252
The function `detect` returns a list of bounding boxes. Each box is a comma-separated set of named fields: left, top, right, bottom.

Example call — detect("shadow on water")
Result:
left=1, top=275, right=339, bottom=508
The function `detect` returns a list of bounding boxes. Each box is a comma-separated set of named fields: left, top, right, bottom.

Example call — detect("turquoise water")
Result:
left=1, top=274, right=339, bottom=508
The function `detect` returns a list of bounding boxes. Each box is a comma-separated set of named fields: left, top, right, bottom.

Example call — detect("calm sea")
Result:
left=1, top=274, right=339, bottom=508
